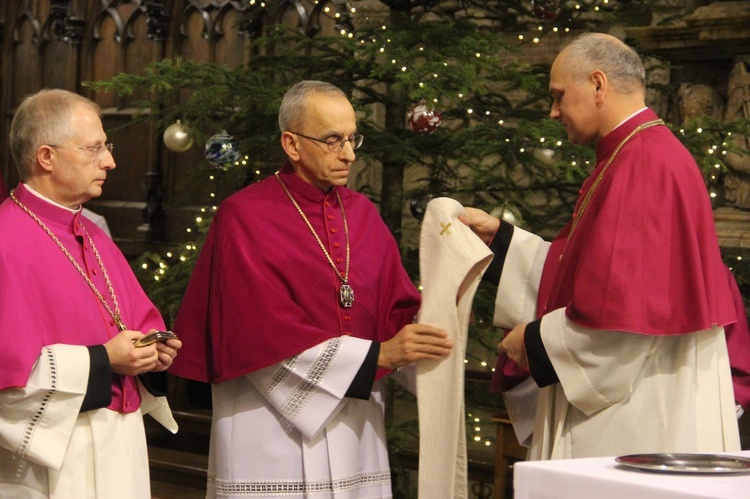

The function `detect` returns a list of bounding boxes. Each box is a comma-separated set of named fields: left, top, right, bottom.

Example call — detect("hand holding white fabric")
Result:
left=458, top=207, right=500, bottom=244
left=378, top=323, right=452, bottom=369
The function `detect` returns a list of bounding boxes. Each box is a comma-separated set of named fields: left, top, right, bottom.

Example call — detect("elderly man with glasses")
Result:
left=172, top=80, right=452, bottom=498
left=0, top=88, right=181, bottom=498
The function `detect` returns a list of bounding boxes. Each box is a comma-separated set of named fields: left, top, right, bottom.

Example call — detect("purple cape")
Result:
left=549, top=109, right=735, bottom=334
left=0, top=184, right=165, bottom=411
left=493, top=110, right=750, bottom=407
left=171, top=165, right=420, bottom=384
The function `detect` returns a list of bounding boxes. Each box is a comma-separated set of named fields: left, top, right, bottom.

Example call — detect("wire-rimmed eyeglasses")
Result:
left=290, top=132, right=363, bottom=153
left=48, top=143, right=114, bottom=161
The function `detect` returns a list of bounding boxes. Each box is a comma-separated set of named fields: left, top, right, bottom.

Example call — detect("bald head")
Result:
left=561, top=33, right=646, bottom=96
left=549, top=33, right=648, bottom=144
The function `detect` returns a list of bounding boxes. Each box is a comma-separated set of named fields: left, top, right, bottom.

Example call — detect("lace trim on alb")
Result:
left=278, top=336, right=341, bottom=425
left=208, top=468, right=392, bottom=496
left=14, top=347, right=57, bottom=481
left=266, top=355, right=299, bottom=396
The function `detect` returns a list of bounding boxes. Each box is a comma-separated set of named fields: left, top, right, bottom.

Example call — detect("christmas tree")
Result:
left=91, top=0, right=750, bottom=491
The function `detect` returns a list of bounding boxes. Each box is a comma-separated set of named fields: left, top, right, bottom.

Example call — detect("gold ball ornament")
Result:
left=163, top=120, right=194, bottom=152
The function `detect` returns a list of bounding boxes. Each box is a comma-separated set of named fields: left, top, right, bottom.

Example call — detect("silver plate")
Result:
left=615, top=453, right=750, bottom=474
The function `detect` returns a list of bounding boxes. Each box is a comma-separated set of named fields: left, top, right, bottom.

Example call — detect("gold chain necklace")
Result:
left=10, top=190, right=127, bottom=331
left=275, top=172, right=354, bottom=308
left=560, top=119, right=664, bottom=261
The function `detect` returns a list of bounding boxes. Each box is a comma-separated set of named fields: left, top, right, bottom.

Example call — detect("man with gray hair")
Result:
left=461, top=32, right=750, bottom=459
left=0, top=88, right=181, bottom=497
left=172, top=80, right=452, bottom=497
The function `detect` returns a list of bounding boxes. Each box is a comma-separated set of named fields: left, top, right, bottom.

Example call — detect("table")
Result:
left=514, top=451, right=750, bottom=498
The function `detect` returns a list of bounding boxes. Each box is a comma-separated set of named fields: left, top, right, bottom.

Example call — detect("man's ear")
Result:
left=280, top=132, right=301, bottom=161
left=591, top=69, right=608, bottom=92
left=591, top=70, right=608, bottom=104
left=36, top=145, right=56, bottom=173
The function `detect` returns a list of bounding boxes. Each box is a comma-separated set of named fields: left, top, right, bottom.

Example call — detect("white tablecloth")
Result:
left=514, top=451, right=750, bottom=499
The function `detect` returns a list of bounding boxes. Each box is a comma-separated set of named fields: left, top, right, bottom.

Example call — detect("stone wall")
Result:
left=628, top=1, right=750, bottom=249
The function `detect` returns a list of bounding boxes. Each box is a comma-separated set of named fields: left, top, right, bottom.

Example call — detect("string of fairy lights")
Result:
left=139, top=0, right=742, bottom=451
left=688, top=129, right=745, bottom=273
left=147, top=0, right=589, bottom=271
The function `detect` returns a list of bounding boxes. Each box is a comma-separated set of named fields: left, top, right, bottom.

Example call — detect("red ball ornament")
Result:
left=531, top=0, right=561, bottom=20
left=407, top=101, right=442, bottom=135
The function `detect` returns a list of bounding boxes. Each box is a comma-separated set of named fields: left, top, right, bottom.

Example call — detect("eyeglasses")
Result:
left=48, top=143, right=114, bottom=161
left=290, top=132, right=363, bottom=153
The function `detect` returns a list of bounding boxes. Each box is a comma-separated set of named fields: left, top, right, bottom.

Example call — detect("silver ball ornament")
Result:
left=533, top=147, right=556, bottom=166
left=490, top=202, right=523, bottom=226
left=163, top=120, right=193, bottom=152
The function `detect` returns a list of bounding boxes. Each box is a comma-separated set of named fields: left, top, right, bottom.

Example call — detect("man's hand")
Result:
left=498, top=324, right=528, bottom=368
left=104, top=329, right=183, bottom=375
left=104, top=330, right=159, bottom=376
left=153, top=336, right=182, bottom=372
left=458, top=207, right=500, bottom=244
left=378, top=324, right=452, bottom=370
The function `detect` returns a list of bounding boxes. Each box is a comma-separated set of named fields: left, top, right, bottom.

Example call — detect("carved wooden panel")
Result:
left=0, top=0, right=344, bottom=255
left=4, top=4, right=45, bottom=191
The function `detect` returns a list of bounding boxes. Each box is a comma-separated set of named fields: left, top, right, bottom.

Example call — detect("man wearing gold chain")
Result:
left=171, top=80, right=453, bottom=498
left=461, top=33, right=750, bottom=460
left=0, top=89, right=181, bottom=497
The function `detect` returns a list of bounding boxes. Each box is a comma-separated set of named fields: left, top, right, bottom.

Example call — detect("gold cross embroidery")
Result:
left=440, top=222, right=452, bottom=236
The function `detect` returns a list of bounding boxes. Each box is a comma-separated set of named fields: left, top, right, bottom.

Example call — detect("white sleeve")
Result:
left=390, top=364, right=417, bottom=395
left=0, top=345, right=89, bottom=471
left=245, top=336, right=371, bottom=440
left=137, top=383, right=178, bottom=434
left=501, top=376, right=539, bottom=447
left=493, top=226, right=550, bottom=328
left=540, top=308, right=657, bottom=416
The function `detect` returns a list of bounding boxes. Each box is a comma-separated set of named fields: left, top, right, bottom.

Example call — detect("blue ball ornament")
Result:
left=205, top=130, right=241, bottom=169
left=410, top=194, right=434, bottom=221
